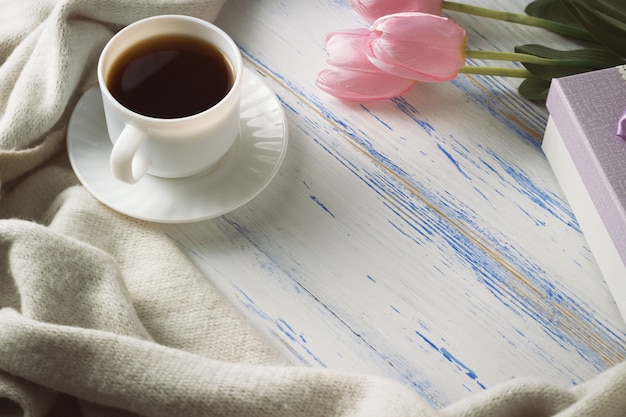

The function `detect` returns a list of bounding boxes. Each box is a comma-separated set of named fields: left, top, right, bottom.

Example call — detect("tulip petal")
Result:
left=316, top=68, right=417, bottom=101
left=325, top=29, right=372, bottom=68
left=318, top=26, right=417, bottom=100
left=350, top=0, right=442, bottom=23
left=368, top=12, right=466, bottom=82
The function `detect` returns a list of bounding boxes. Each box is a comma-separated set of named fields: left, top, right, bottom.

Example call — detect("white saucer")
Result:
left=67, top=68, right=288, bottom=223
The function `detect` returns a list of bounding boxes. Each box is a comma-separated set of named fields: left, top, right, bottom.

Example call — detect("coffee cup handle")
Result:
left=110, top=124, right=150, bottom=184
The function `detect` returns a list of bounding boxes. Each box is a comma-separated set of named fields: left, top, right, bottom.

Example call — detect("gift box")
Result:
left=543, top=66, right=626, bottom=320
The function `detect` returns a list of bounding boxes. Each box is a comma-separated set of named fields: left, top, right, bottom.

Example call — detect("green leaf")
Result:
left=514, top=43, right=625, bottom=79
left=525, top=0, right=583, bottom=28
left=515, top=44, right=624, bottom=64
left=561, top=0, right=626, bottom=57
left=518, top=77, right=552, bottom=100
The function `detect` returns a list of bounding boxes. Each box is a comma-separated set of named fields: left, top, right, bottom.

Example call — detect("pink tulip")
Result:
left=316, top=29, right=417, bottom=101
left=350, top=0, right=443, bottom=22
left=316, top=13, right=466, bottom=100
left=367, top=12, right=466, bottom=82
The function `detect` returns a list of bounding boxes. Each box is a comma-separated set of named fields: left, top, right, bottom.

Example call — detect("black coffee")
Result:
left=107, top=34, right=234, bottom=119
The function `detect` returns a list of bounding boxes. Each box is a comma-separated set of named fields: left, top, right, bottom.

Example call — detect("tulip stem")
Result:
left=459, top=66, right=533, bottom=78
left=442, top=1, right=595, bottom=42
left=466, top=50, right=594, bottom=66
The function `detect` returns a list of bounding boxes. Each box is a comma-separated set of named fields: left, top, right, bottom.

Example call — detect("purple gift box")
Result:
left=543, top=65, right=626, bottom=319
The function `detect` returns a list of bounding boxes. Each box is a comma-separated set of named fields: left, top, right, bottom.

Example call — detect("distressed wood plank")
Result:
left=163, top=0, right=626, bottom=408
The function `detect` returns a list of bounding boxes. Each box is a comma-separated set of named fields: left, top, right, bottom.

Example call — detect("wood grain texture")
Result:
left=162, top=0, right=626, bottom=408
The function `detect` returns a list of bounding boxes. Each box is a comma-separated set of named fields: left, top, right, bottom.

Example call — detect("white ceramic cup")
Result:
left=97, top=15, right=243, bottom=184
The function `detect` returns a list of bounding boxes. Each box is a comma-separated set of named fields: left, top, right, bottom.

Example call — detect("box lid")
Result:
left=546, top=66, right=626, bottom=265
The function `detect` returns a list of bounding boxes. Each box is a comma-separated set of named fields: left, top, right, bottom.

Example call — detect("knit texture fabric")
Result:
left=1, top=1, right=626, bottom=416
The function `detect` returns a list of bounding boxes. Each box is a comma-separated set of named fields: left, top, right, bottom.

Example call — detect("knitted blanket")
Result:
left=1, top=1, right=625, bottom=416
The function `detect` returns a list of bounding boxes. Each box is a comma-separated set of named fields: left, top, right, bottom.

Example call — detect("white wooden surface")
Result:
left=162, top=0, right=626, bottom=408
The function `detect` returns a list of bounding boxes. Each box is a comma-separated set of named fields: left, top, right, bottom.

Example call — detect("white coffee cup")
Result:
left=97, top=15, right=243, bottom=184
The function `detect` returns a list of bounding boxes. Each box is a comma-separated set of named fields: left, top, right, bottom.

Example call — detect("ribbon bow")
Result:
left=618, top=111, right=626, bottom=139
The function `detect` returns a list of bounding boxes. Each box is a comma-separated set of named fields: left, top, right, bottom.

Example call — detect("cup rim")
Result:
left=97, top=14, right=243, bottom=123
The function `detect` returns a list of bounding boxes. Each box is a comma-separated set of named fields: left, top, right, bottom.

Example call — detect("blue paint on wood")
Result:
left=414, top=330, right=486, bottom=390
left=361, top=105, right=393, bottom=131
left=437, top=143, right=471, bottom=180
left=390, top=96, right=436, bottom=136
left=235, top=286, right=327, bottom=367
left=310, top=195, right=336, bottom=218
